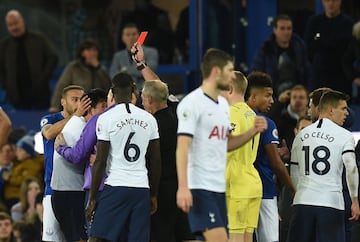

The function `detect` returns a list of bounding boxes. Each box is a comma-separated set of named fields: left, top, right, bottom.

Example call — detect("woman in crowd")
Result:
left=49, top=38, right=111, bottom=112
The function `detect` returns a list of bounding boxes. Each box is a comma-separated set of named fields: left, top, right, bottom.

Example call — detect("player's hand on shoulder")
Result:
left=177, top=187, right=192, bottom=213
left=54, top=133, right=66, bottom=150
left=254, top=116, right=268, bottom=133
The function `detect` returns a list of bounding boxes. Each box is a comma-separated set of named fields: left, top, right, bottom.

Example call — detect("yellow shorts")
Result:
left=226, top=196, right=261, bottom=234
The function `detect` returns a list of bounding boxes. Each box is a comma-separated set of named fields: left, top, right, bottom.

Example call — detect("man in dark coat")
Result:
left=252, top=14, right=312, bottom=99
left=0, top=10, right=58, bottom=109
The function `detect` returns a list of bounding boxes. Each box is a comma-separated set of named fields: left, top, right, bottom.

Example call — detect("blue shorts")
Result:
left=89, top=185, right=150, bottom=242
left=189, top=189, right=228, bottom=238
left=287, top=204, right=345, bottom=242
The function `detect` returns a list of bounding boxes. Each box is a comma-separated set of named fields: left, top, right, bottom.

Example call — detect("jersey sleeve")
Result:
left=149, top=115, right=159, bottom=140
left=176, top=97, right=198, bottom=136
left=343, top=133, right=355, bottom=153
left=290, top=135, right=302, bottom=187
left=262, top=117, right=280, bottom=145
left=342, top=133, right=358, bottom=198
left=96, top=114, right=110, bottom=141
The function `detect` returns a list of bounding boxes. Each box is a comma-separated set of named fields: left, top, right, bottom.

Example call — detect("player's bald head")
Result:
left=6, top=10, right=22, bottom=19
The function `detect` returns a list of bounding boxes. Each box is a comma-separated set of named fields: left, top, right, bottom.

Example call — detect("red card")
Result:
left=136, top=31, right=148, bottom=45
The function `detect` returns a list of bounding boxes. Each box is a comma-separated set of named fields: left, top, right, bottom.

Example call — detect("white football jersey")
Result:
left=96, top=103, right=159, bottom=188
left=291, top=118, right=355, bottom=210
left=51, top=116, right=86, bottom=191
left=177, top=88, right=230, bottom=192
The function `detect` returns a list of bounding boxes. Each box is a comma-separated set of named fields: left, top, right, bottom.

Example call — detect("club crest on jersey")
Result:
left=272, top=128, right=279, bottom=139
left=180, top=109, right=191, bottom=120
left=97, top=124, right=103, bottom=134
left=208, top=125, right=228, bottom=140
left=40, top=118, right=48, bottom=127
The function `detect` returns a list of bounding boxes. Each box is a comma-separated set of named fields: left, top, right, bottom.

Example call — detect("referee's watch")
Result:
left=136, top=62, right=147, bottom=71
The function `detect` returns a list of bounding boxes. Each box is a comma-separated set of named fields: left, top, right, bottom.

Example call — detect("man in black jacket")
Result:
left=0, top=10, right=58, bottom=109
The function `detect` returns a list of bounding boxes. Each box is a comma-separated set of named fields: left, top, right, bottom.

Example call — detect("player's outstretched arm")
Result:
left=176, top=135, right=193, bottom=213
left=131, top=44, right=160, bottom=81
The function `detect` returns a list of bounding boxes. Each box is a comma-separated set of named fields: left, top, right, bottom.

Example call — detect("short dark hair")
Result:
left=200, top=48, right=233, bottom=79
left=318, top=90, right=350, bottom=112
left=77, top=38, right=99, bottom=60
left=62, top=85, right=84, bottom=98
left=245, top=71, right=273, bottom=100
left=309, top=87, right=333, bottom=107
left=82, top=88, right=107, bottom=109
left=273, top=14, right=292, bottom=28
left=122, top=23, right=139, bottom=34
left=111, top=73, right=136, bottom=102
left=0, top=212, right=12, bottom=222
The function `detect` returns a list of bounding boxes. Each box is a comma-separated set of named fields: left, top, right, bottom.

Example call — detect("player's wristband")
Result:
left=136, top=62, right=147, bottom=71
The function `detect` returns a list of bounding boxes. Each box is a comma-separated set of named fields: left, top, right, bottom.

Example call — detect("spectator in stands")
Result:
left=0, top=10, right=58, bottom=110
left=1, top=128, right=27, bottom=206
left=304, top=0, right=354, bottom=94
left=10, top=177, right=41, bottom=222
left=69, top=0, right=113, bottom=65
left=49, top=39, right=111, bottom=112
left=252, top=14, right=312, bottom=98
left=7, top=129, right=25, bottom=157
left=4, top=133, right=44, bottom=209
left=119, top=0, right=174, bottom=63
left=12, top=221, right=25, bottom=242
left=268, top=85, right=309, bottom=150
left=0, top=143, right=15, bottom=210
left=0, top=212, right=15, bottom=242
left=343, top=21, right=360, bottom=103
left=110, top=23, right=158, bottom=91
left=0, top=108, right=11, bottom=148
left=15, top=192, right=43, bottom=242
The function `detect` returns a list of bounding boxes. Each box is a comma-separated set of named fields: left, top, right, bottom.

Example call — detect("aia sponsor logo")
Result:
left=208, top=126, right=228, bottom=140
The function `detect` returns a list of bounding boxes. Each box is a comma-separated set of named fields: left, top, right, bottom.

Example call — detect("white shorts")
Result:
left=42, top=195, right=66, bottom=242
left=255, top=197, right=279, bottom=242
